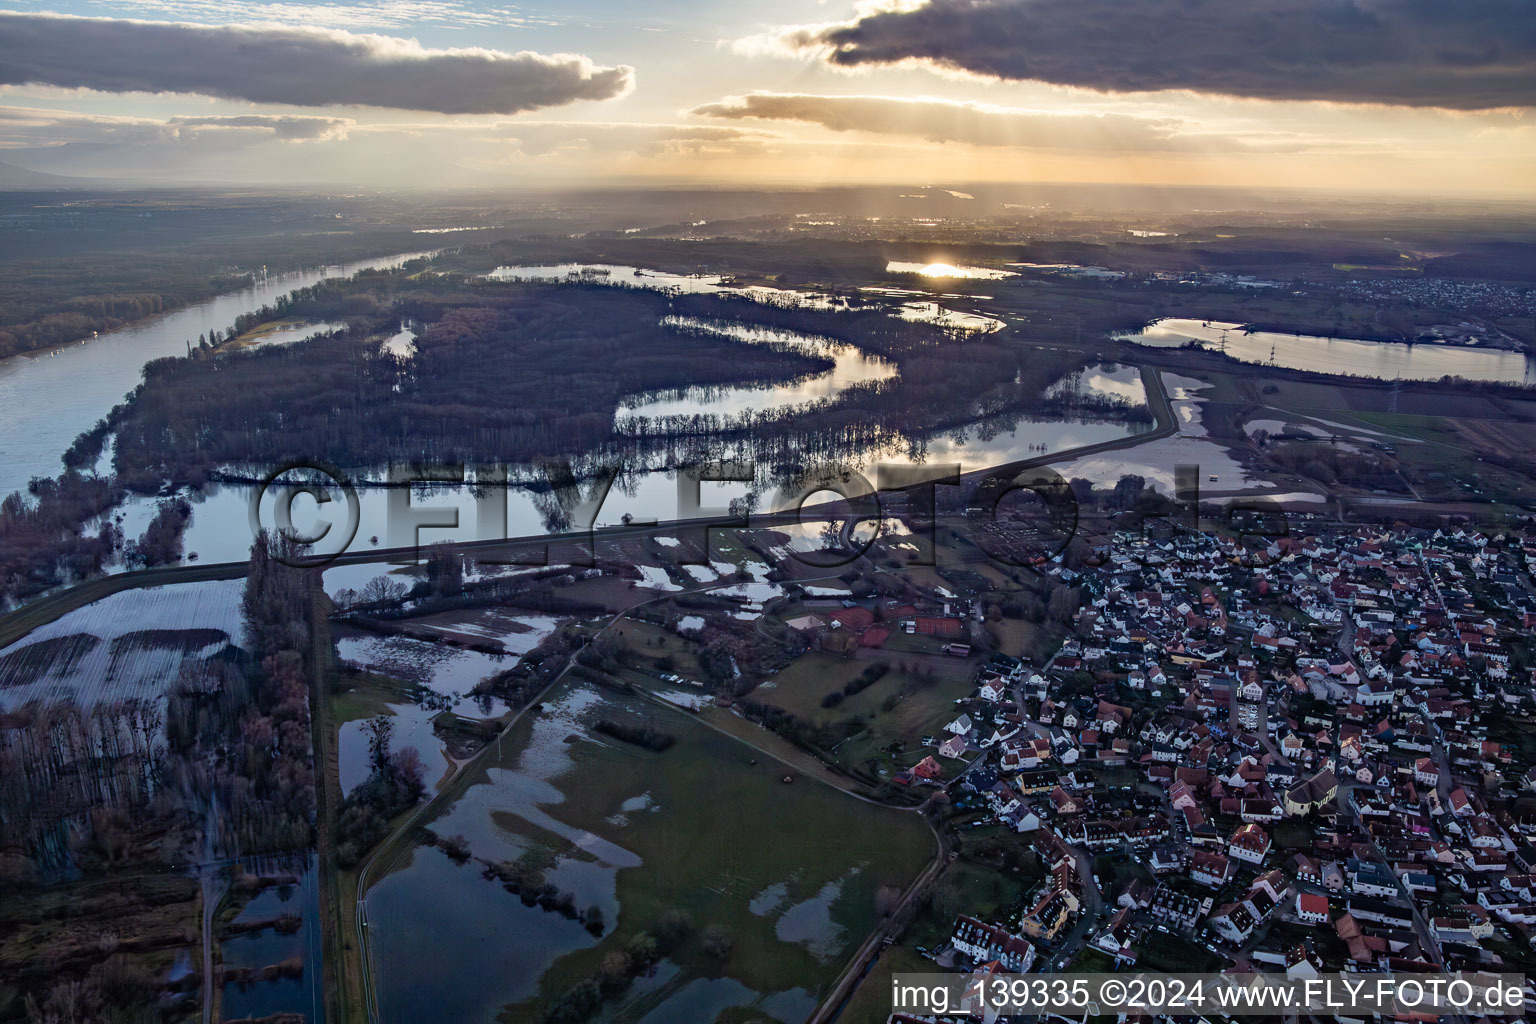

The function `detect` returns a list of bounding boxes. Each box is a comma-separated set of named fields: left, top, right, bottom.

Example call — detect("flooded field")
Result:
left=332, top=615, right=562, bottom=795
left=1121, top=317, right=1536, bottom=384
left=1055, top=371, right=1261, bottom=492
left=0, top=580, right=245, bottom=709
left=218, top=859, right=324, bottom=1023
left=365, top=681, right=932, bottom=1023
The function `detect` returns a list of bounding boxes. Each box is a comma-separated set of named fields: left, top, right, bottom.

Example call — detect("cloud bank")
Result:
left=769, top=0, right=1536, bottom=110
left=0, top=106, right=354, bottom=145
left=0, top=12, right=633, bottom=114
left=693, top=92, right=1293, bottom=152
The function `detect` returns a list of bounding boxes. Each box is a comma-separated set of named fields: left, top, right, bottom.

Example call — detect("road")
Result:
left=1335, top=779, right=1446, bottom=966
left=1412, top=550, right=1456, bottom=808
left=352, top=595, right=653, bottom=1024
left=1327, top=570, right=1449, bottom=966
left=806, top=838, right=947, bottom=1024
left=1047, top=848, right=1106, bottom=971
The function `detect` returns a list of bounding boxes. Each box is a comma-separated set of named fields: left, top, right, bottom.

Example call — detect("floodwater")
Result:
left=218, top=858, right=324, bottom=1023
left=892, top=301, right=1005, bottom=333
left=99, top=364, right=1150, bottom=567
left=366, top=686, right=616, bottom=1023
left=364, top=681, right=917, bottom=1023
left=616, top=317, right=897, bottom=424
left=487, top=262, right=1003, bottom=331
left=24, top=254, right=1144, bottom=571
left=885, top=261, right=1017, bottom=280
left=235, top=320, right=347, bottom=351
left=337, top=692, right=510, bottom=797
left=1055, top=371, right=1261, bottom=492
left=0, top=252, right=429, bottom=498
left=1120, top=317, right=1536, bottom=384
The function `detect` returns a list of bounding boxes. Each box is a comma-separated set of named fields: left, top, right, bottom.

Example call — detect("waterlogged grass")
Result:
left=504, top=687, right=932, bottom=1021
left=373, top=680, right=934, bottom=1024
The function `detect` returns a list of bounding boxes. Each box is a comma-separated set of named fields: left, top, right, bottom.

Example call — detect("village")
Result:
left=836, top=512, right=1536, bottom=1016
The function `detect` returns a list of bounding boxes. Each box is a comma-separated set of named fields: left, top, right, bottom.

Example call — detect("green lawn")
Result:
left=752, top=650, right=976, bottom=777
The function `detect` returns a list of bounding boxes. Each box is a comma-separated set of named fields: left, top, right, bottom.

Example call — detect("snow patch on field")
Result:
left=634, top=565, right=681, bottom=591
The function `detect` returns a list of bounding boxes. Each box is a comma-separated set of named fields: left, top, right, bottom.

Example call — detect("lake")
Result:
left=1120, top=317, right=1536, bottom=384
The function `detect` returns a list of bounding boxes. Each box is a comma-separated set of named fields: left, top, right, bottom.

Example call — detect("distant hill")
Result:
left=0, top=160, right=96, bottom=189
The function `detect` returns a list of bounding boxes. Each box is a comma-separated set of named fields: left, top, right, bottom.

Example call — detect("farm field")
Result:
left=750, top=648, right=978, bottom=775
left=751, top=651, right=972, bottom=727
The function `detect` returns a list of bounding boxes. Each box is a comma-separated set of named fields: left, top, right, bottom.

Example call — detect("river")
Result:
left=0, top=252, right=430, bottom=498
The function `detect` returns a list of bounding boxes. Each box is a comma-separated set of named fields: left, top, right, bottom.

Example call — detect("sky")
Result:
left=0, top=0, right=1532, bottom=195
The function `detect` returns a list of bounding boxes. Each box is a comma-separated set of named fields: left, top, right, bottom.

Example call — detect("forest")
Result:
left=0, top=190, right=435, bottom=361
left=107, top=282, right=836, bottom=488
left=101, top=272, right=1148, bottom=493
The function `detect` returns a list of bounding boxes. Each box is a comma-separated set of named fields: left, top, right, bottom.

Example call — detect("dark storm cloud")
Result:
left=0, top=12, right=634, bottom=115
left=786, top=0, right=1535, bottom=110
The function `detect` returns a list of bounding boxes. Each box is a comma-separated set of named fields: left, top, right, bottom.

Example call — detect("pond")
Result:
left=1119, top=317, right=1536, bottom=385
